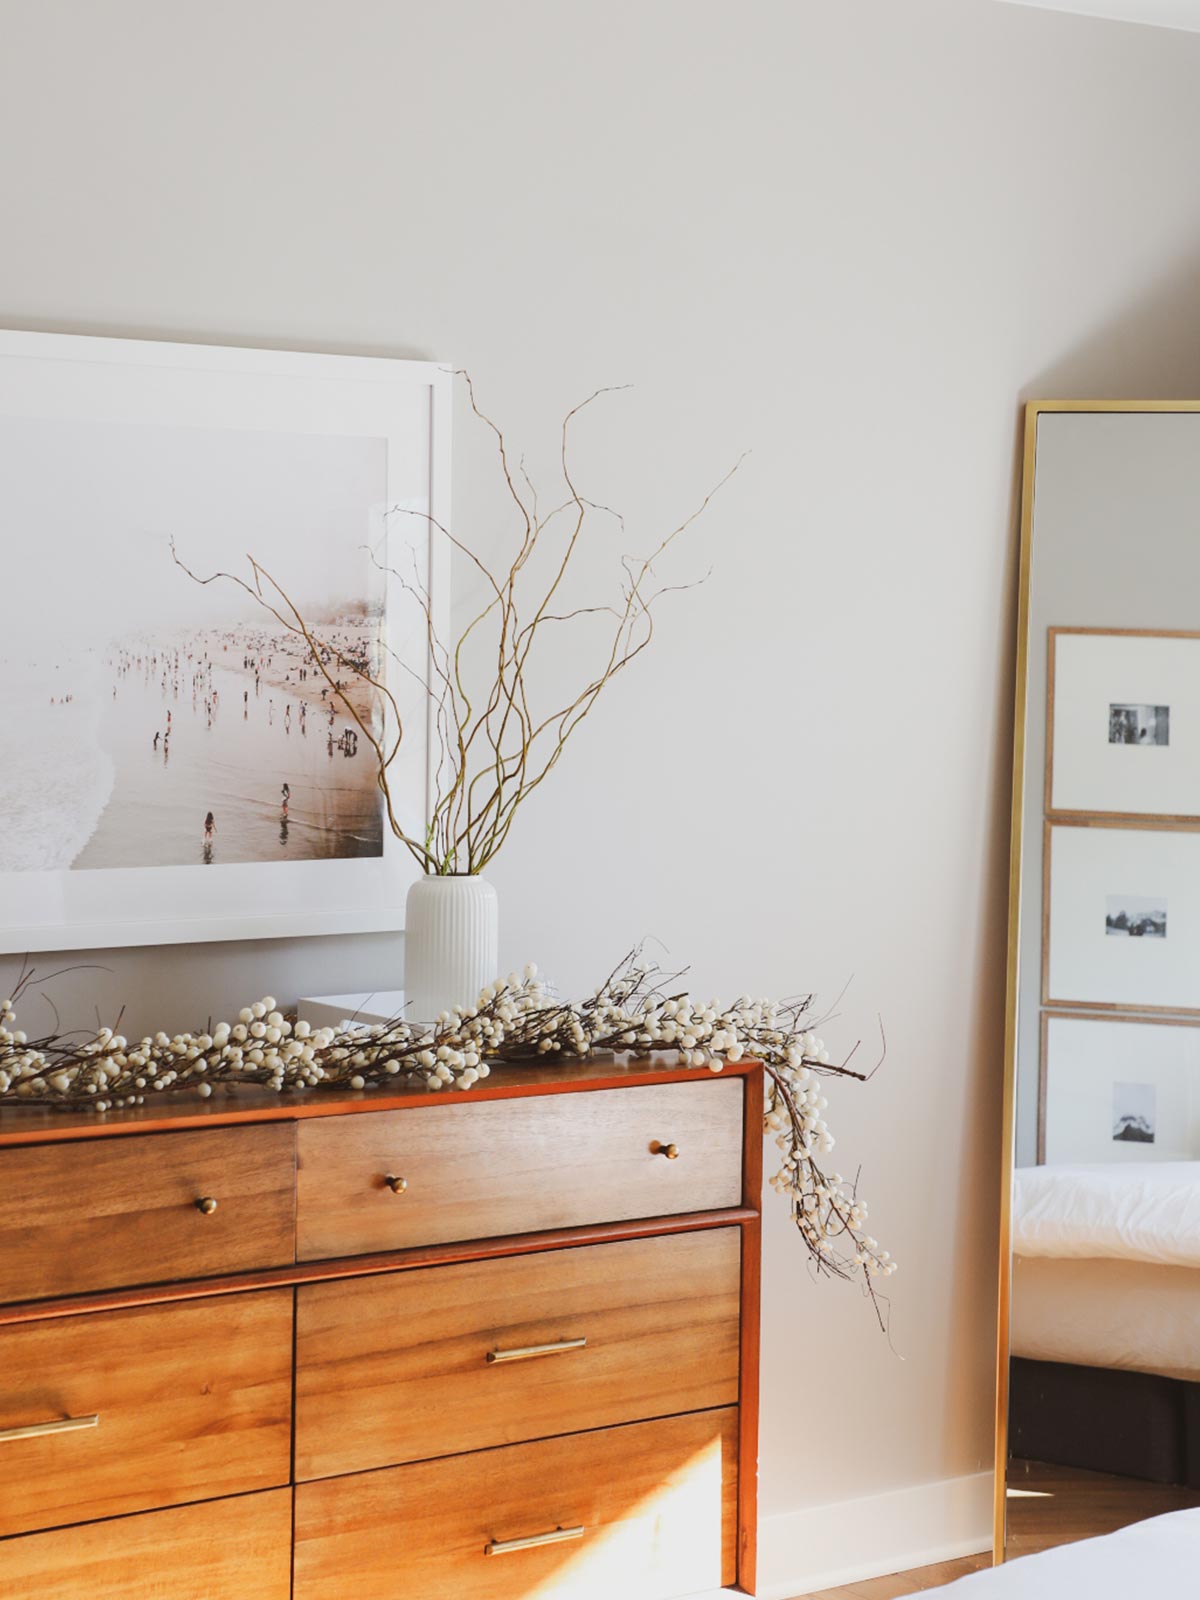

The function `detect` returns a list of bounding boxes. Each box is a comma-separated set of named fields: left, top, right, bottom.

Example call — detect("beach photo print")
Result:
left=0, top=333, right=449, bottom=950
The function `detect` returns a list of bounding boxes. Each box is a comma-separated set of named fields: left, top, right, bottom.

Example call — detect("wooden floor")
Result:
left=1005, top=1457, right=1200, bottom=1559
left=792, top=1457, right=1200, bottom=1598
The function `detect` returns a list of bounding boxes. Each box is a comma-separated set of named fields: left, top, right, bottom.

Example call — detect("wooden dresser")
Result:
left=0, top=1057, right=763, bottom=1599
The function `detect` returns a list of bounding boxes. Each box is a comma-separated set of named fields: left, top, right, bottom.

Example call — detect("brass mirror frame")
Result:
left=993, top=398, right=1200, bottom=1562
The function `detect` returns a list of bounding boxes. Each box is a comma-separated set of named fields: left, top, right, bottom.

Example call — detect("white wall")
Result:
left=3, top=0, right=1200, bottom=1588
left=997, top=0, right=1200, bottom=32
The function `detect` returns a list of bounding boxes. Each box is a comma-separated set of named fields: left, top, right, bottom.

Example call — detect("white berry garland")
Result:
left=0, top=953, right=894, bottom=1298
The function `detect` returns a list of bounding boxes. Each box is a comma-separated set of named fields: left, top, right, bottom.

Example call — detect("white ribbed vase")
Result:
left=404, top=874, right=499, bottom=1023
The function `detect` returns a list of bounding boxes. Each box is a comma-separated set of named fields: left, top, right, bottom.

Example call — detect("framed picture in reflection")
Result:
left=1043, top=821, right=1200, bottom=1014
left=1047, top=627, right=1200, bottom=822
left=0, top=330, right=450, bottom=953
left=1039, top=1011, right=1200, bottom=1165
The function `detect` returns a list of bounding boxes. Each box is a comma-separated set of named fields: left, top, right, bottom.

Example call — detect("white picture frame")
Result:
left=1047, top=627, right=1200, bottom=822
left=0, top=330, right=451, bottom=953
left=1044, top=821, right=1200, bottom=1014
left=1040, top=1011, right=1200, bottom=1165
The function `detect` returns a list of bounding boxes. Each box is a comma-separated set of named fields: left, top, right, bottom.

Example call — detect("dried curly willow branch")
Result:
left=173, top=373, right=746, bottom=874
left=0, top=951, right=894, bottom=1314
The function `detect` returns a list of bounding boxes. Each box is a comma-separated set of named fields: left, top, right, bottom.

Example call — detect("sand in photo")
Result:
left=0, top=413, right=389, bottom=871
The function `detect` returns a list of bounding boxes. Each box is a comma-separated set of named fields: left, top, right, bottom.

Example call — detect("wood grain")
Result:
left=0, top=1289, right=293, bottom=1536
left=295, top=1228, right=741, bottom=1479
left=297, top=1077, right=744, bottom=1260
left=1005, top=1457, right=1200, bottom=1561
left=737, top=1069, right=764, bottom=1595
left=294, top=1408, right=739, bottom=1600
left=0, top=1123, right=295, bottom=1304
left=0, top=1207, right=755, bottom=1327
left=0, top=1056, right=759, bottom=1148
left=0, top=1488, right=293, bottom=1600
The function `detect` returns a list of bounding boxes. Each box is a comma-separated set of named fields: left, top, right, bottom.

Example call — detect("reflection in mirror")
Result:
left=1000, top=407, right=1200, bottom=1565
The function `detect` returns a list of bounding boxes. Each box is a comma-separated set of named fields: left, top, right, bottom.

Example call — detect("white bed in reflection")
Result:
left=1011, top=1162, right=1200, bottom=1380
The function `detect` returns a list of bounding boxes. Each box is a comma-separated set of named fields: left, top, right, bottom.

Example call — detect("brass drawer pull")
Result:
left=0, top=1413, right=99, bottom=1444
left=652, top=1141, right=680, bottom=1159
left=194, top=1196, right=218, bottom=1215
left=485, top=1524, right=585, bottom=1556
left=486, top=1337, right=587, bottom=1365
left=384, top=1174, right=408, bottom=1195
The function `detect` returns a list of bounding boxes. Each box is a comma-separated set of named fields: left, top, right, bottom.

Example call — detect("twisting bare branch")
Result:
left=173, top=375, right=744, bottom=876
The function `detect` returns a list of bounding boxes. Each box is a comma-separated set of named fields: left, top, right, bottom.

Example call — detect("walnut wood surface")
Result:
left=0, top=1057, right=759, bottom=1147
left=294, top=1408, right=739, bottom=1600
left=0, top=1123, right=295, bottom=1304
left=0, top=1289, right=292, bottom=1537
left=0, top=1207, right=756, bottom=1327
left=295, top=1228, right=741, bottom=1480
left=297, top=1077, right=744, bottom=1260
left=0, top=1488, right=293, bottom=1600
left=737, top=1070, right=765, bottom=1593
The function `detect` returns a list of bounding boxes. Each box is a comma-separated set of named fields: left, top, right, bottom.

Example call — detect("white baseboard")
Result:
left=754, top=1469, right=994, bottom=1599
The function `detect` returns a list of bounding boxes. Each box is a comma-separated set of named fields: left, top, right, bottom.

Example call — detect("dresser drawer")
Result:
left=295, top=1407, right=738, bottom=1600
left=0, top=1289, right=292, bottom=1537
left=0, top=1123, right=295, bottom=1303
left=0, top=1487, right=293, bottom=1600
left=295, top=1227, right=741, bottom=1479
left=297, top=1077, right=744, bottom=1260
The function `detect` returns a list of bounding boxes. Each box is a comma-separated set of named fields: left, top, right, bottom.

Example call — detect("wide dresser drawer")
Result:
left=295, top=1227, right=741, bottom=1478
left=0, top=1289, right=293, bottom=1536
left=0, top=1488, right=293, bottom=1600
left=294, top=1407, right=739, bottom=1600
left=297, top=1077, right=744, bottom=1260
left=0, top=1123, right=295, bottom=1303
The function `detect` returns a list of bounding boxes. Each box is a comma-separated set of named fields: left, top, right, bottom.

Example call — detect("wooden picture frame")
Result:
left=1038, top=1009, right=1200, bottom=1165
left=1042, top=818, right=1200, bottom=1016
left=1046, top=626, right=1200, bottom=824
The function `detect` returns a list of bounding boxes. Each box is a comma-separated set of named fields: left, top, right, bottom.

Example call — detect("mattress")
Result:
left=1012, top=1162, right=1200, bottom=1269
left=926, top=1508, right=1200, bottom=1596
left=1010, top=1254, right=1200, bottom=1380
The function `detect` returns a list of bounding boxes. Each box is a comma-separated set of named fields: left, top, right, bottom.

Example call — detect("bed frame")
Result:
left=1010, top=1357, right=1200, bottom=1488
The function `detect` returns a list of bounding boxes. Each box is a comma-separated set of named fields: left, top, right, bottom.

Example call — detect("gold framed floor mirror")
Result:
left=995, top=401, right=1200, bottom=1564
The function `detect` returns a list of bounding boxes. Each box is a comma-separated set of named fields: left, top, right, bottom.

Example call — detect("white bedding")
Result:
left=926, top=1508, right=1200, bottom=1596
left=1010, top=1255, right=1200, bottom=1379
left=1012, top=1161, right=1200, bottom=1268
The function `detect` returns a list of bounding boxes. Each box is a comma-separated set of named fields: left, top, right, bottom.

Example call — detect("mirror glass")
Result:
left=1001, top=405, right=1200, bottom=1562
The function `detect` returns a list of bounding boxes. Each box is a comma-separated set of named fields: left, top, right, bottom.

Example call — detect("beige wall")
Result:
left=3, top=0, right=1200, bottom=1585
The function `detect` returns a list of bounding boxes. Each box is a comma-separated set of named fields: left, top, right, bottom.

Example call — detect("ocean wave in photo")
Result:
left=0, top=660, right=114, bottom=871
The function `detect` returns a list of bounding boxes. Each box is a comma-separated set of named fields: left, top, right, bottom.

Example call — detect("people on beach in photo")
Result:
left=203, top=811, right=216, bottom=843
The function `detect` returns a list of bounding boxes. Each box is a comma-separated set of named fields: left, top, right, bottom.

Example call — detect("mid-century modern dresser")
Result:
left=0, top=1057, right=763, bottom=1599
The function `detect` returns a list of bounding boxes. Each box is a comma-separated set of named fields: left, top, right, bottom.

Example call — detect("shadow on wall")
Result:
left=963, top=245, right=1200, bottom=1471
left=1027, top=244, right=1200, bottom=400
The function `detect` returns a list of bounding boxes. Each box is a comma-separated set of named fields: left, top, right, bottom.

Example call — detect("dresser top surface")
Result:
left=0, top=1055, right=760, bottom=1148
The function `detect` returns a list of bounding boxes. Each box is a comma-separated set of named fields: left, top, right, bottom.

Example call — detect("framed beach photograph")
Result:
left=1044, top=821, right=1200, bottom=1014
left=1039, top=1012, right=1200, bottom=1164
left=1047, top=627, right=1200, bottom=821
left=0, top=331, right=451, bottom=952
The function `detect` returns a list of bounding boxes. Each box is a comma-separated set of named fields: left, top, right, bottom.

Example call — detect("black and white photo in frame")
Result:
left=0, top=331, right=450, bottom=951
left=1040, top=1012, right=1200, bottom=1165
left=1044, top=821, right=1200, bottom=1013
left=1048, top=628, right=1200, bottom=821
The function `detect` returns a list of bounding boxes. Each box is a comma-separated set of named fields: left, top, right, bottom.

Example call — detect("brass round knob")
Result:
left=195, top=1196, right=218, bottom=1215
left=384, top=1174, right=408, bottom=1195
left=654, top=1142, right=680, bottom=1160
